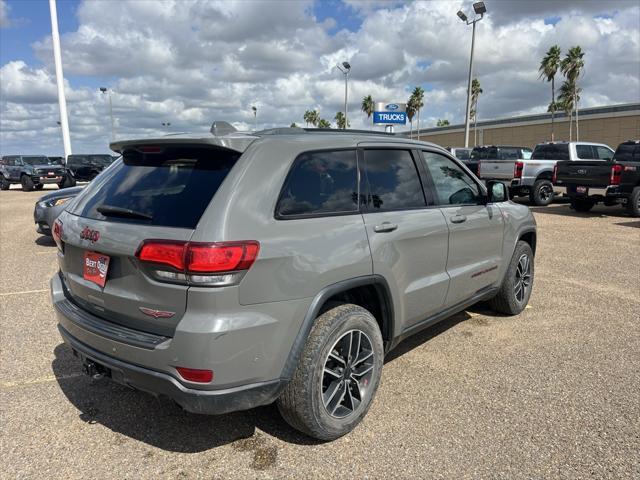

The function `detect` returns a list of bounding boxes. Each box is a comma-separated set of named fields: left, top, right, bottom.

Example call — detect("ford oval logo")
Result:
left=386, top=103, right=399, bottom=111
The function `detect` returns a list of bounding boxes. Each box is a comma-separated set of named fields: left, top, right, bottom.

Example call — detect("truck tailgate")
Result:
left=555, top=161, right=612, bottom=187
left=479, top=161, right=515, bottom=180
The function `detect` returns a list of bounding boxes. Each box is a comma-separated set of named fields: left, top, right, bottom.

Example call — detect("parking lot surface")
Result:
left=1, top=186, right=639, bottom=479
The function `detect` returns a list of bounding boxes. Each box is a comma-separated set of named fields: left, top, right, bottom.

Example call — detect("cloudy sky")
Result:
left=1, top=0, right=639, bottom=155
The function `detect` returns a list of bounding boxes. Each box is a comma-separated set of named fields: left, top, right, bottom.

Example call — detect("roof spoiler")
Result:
left=210, top=121, right=238, bottom=136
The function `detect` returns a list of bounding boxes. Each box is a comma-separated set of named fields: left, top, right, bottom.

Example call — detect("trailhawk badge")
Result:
left=139, top=307, right=176, bottom=319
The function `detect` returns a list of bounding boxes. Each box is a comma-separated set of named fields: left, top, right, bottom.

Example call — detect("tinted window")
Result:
left=74, top=146, right=239, bottom=228
left=455, top=149, right=471, bottom=160
left=501, top=148, right=519, bottom=160
left=423, top=151, right=482, bottom=205
left=364, top=149, right=426, bottom=211
left=22, top=156, right=52, bottom=165
left=576, top=145, right=596, bottom=159
left=532, top=144, right=570, bottom=160
left=613, top=143, right=640, bottom=162
left=595, top=146, right=613, bottom=160
left=277, top=150, right=358, bottom=217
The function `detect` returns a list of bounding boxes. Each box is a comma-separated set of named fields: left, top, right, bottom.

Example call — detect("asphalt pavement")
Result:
left=1, top=186, right=639, bottom=479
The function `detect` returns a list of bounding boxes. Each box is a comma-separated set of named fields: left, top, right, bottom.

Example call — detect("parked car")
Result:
left=0, top=155, right=67, bottom=191
left=554, top=140, right=640, bottom=216
left=48, top=156, right=65, bottom=165
left=446, top=147, right=472, bottom=161
left=63, top=154, right=116, bottom=186
left=479, top=141, right=614, bottom=206
left=467, top=145, right=532, bottom=176
left=34, top=186, right=84, bottom=235
left=51, top=125, right=536, bottom=440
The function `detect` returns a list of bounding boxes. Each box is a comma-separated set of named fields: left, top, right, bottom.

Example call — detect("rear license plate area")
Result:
left=83, top=251, right=110, bottom=288
left=576, top=186, right=588, bottom=194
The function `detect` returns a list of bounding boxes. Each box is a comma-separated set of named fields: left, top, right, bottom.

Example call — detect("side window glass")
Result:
left=502, top=148, right=518, bottom=160
left=363, top=149, right=426, bottom=211
left=522, top=149, right=532, bottom=160
left=276, top=150, right=359, bottom=217
left=596, top=146, right=613, bottom=160
left=422, top=151, right=482, bottom=206
left=576, top=144, right=595, bottom=159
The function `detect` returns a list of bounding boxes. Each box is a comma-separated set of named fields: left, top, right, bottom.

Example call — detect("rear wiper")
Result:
left=97, top=204, right=153, bottom=220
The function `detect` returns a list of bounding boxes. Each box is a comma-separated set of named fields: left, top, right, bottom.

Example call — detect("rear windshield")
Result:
left=470, top=147, right=498, bottom=160
left=613, top=143, right=640, bottom=162
left=455, top=149, right=471, bottom=160
left=532, top=144, right=569, bottom=160
left=72, top=146, right=239, bottom=229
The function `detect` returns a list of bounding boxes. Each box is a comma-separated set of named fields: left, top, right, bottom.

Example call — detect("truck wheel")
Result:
left=35, top=183, right=44, bottom=190
left=570, top=198, right=594, bottom=212
left=59, top=175, right=76, bottom=189
left=489, top=240, right=534, bottom=315
left=0, top=175, right=9, bottom=190
left=626, top=186, right=640, bottom=217
left=21, top=175, right=35, bottom=192
left=277, top=304, right=384, bottom=441
left=529, top=179, right=554, bottom=206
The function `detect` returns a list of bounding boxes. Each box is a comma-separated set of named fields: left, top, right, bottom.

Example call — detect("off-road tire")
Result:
left=35, top=183, right=44, bottom=190
left=489, top=240, right=534, bottom=315
left=21, top=175, right=34, bottom=192
left=529, top=179, right=554, bottom=206
left=0, top=175, right=9, bottom=190
left=626, top=186, right=640, bottom=217
left=277, top=304, right=384, bottom=441
left=59, top=175, right=76, bottom=189
left=570, top=198, right=594, bottom=212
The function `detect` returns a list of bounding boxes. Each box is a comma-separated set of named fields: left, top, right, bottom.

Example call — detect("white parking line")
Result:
left=0, top=289, right=48, bottom=297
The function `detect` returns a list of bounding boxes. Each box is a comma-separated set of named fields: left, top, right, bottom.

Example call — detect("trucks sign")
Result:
left=373, top=102, right=407, bottom=125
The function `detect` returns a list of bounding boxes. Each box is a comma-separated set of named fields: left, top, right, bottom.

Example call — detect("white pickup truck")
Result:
left=478, top=141, right=615, bottom=206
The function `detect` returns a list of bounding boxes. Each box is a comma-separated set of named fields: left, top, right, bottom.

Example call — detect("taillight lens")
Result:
left=52, top=219, right=63, bottom=250
left=610, top=164, right=622, bottom=185
left=136, top=240, right=260, bottom=286
left=552, top=164, right=558, bottom=183
left=514, top=161, right=524, bottom=179
left=477, top=162, right=481, bottom=176
left=175, top=367, right=213, bottom=383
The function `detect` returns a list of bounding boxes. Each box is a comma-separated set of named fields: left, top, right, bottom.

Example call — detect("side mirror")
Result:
left=487, top=181, right=509, bottom=203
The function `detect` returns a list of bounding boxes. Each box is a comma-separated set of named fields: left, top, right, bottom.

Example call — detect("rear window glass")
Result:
left=276, top=150, right=359, bottom=217
left=613, top=143, right=640, bottom=162
left=532, top=144, right=570, bottom=160
left=23, top=156, right=52, bottom=165
left=72, top=146, right=239, bottom=229
left=576, top=145, right=596, bottom=159
left=455, top=149, right=471, bottom=160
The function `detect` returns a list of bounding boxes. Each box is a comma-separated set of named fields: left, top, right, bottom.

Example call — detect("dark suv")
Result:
left=63, top=154, right=116, bottom=186
left=1, top=155, right=67, bottom=191
left=51, top=126, right=537, bottom=440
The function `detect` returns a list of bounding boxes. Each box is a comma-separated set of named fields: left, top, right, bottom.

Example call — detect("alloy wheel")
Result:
left=514, top=254, right=532, bottom=303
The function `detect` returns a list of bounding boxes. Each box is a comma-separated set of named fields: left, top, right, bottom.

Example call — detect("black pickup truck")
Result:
left=554, top=140, right=640, bottom=216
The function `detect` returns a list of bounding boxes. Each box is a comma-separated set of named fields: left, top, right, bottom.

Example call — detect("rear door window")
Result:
left=501, top=148, right=519, bottom=160
left=72, top=145, right=240, bottom=229
left=595, top=146, right=614, bottom=160
left=532, top=144, right=570, bottom=160
left=363, top=149, right=426, bottom=211
left=576, top=145, right=596, bottom=159
left=276, top=149, right=359, bottom=218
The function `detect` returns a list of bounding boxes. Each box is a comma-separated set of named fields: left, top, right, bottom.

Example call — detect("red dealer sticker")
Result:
left=83, top=251, right=110, bottom=288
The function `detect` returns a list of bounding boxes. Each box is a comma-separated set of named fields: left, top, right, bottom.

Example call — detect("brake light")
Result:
left=552, top=164, right=558, bottom=183
left=610, top=164, right=623, bottom=185
left=176, top=367, right=213, bottom=383
left=52, top=219, right=63, bottom=250
left=137, top=241, right=186, bottom=270
left=187, top=242, right=260, bottom=272
left=514, top=161, right=524, bottom=179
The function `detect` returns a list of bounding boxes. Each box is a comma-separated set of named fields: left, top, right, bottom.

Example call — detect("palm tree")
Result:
left=361, top=95, right=374, bottom=128
left=436, top=119, right=450, bottom=127
left=290, top=122, right=298, bottom=128
left=470, top=78, right=483, bottom=146
left=304, top=109, right=320, bottom=127
left=539, top=45, right=561, bottom=141
left=561, top=46, right=585, bottom=140
left=557, top=80, right=581, bottom=142
left=411, top=86, right=425, bottom=139
left=406, top=97, right=417, bottom=139
left=318, top=118, right=331, bottom=128
left=334, top=111, right=349, bottom=130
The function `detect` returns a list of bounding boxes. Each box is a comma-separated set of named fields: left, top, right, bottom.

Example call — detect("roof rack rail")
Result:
left=303, top=128, right=394, bottom=136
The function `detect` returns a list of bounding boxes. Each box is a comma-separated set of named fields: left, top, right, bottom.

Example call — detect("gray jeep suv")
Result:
left=51, top=126, right=536, bottom=440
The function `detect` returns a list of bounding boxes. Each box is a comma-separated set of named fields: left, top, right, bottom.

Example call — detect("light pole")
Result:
left=336, top=61, right=351, bottom=129
left=99, top=87, right=115, bottom=141
left=162, top=122, right=171, bottom=129
left=251, top=106, right=257, bottom=131
left=457, top=2, right=486, bottom=148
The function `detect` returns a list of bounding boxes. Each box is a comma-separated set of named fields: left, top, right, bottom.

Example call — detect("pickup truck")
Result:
left=478, top=141, right=614, bottom=206
left=554, top=140, right=640, bottom=216
left=467, top=145, right=531, bottom=177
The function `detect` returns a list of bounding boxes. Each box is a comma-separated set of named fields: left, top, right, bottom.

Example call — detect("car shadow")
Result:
left=35, top=235, right=56, bottom=246
left=616, top=220, right=640, bottom=228
left=51, top=343, right=322, bottom=451
left=528, top=204, right=631, bottom=218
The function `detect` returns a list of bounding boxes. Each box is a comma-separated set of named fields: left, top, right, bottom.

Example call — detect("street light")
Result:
left=336, top=61, right=351, bottom=129
left=457, top=1, right=487, bottom=148
left=251, top=106, right=257, bottom=131
left=99, top=87, right=115, bottom=141
left=162, top=122, right=171, bottom=128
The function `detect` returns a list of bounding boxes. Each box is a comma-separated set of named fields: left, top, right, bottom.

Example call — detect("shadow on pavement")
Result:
left=35, top=235, right=56, bottom=247
left=528, top=204, right=631, bottom=218
left=615, top=220, right=640, bottom=228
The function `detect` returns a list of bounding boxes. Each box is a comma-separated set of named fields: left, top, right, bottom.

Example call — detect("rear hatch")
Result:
left=555, top=161, right=612, bottom=187
left=58, top=143, right=242, bottom=336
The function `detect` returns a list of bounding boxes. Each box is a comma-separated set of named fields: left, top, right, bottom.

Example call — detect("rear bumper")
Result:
left=35, top=176, right=63, bottom=185
left=58, top=324, right=285, bottom=414
left=555, top=186, right=610, bottom=197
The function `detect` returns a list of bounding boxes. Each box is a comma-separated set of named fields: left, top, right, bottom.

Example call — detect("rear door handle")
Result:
left=450, top=214, right=467, bottom=224
left=373, top=222, right=398, bottom=233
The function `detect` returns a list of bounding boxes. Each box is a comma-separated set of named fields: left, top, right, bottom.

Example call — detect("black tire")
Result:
left=529, top=179, right=554, bottom=206
left=277, top=304, right=384, bottom=441
left=21, top=175, right=34, bottom=192
left=35, top=183, right=44, bottom=190
left=58, top=175, right=76, bottom=189
left=489, top=241, right=534, bottom=315
left=0, top=175, right=9, bottom=190
left=626, top=186, right=640, bottom=217
left=570, top=198, right=594, bottom=212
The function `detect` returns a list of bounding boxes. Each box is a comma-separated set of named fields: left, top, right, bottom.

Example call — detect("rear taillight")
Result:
left=175, top=367, right=213, bottom=383
left=514, top=161, right=524, bottom=179
left=552, top=164, right=558, bottom=183
left=610, top=164, right=623, bottom=185
left=52, top=219, right=63, bottom=250
left=136, top=240, right=260, bottom=287
left=477, top=162, right=481, bottom=176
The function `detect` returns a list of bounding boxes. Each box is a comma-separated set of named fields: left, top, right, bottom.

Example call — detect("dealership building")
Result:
left=407, top=103, right=640, bottom=149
